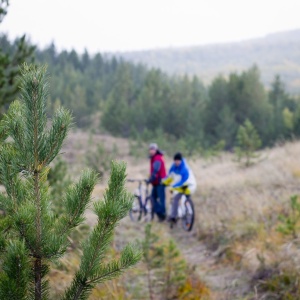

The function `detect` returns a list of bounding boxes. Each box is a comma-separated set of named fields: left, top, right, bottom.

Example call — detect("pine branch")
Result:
left=57, top=169, right=98, bottom=235
left=87, top=244, right=141, bottom=285
left=0, top=144, right=21, bottom=196
left=61, top=162, right=141, bottom=300
left=0, top=240, right=31, bottom=300
left=18, top=65, right=48, bottom=171
left=41, top=107, right=72, bottom=166
left=1, top=100, right=26, bottom=155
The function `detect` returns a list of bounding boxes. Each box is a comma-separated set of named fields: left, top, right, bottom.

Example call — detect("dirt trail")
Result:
left=85, top=194, right=252, bottom=300
left=170, top=228, right=252, bottom=300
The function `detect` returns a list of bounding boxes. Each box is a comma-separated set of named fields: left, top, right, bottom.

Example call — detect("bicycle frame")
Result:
left=142, top=185, right=150, bottom=214
left=128, top=179, right=153, bottom=221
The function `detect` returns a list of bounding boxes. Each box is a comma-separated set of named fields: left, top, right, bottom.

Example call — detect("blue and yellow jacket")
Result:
left=163, top=159, right=197, bottom=194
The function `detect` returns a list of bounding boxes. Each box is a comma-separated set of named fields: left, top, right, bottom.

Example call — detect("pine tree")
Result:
left=0, top=1, right=35, bottom=112
left=162, top=239, right=186, bottom=300
left=141, top=224, right=187, bottom=300
left=235, top=119, right=262, bottom=167
left=282, top=107, right=294, bottom=133
left=269, top=75, right=289, bottom=140
left=0, top=0, right=8, bottom=22
left=0, top=64, right=141, bottom=300
left=141, top=224, right=164, bottom=300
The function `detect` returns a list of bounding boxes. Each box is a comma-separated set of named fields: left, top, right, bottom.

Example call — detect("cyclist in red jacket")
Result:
left=148, top=143, right=167, bottom=222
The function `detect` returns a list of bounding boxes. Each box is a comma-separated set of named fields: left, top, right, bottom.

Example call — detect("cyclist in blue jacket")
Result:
left=163, top=152, right=196, bottom=223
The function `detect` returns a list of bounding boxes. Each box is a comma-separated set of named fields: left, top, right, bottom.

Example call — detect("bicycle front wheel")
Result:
left=181, top=197, right=195, bottom=231
left=129, top=196, right=143, bottom=222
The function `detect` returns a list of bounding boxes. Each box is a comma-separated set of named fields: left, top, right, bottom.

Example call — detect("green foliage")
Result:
left=200, top=140, right=225, bottom=161
left=63, top=162, right=141, bottom=300
left=0, top=0, right=8, bottom=22
left=141, top=224, right=187, bottom=300
left=141, top=224, right=164, bottom=300
left=0, top=35, right=35, bottom=110
left=277, top=195, right=300, bottom=239
left=48, top=157, right=71, bottom=211
left=98, top=63, right=300, bottom=151
left=282, top=107, right=294, bottom=132
left=254, top=267, right=300, bottom=300
left=0, top=65, right=141, bottom=300
left=268, top=75, right=296, bottom=141
left=4, top=31, right=300, bottom=150
left=0, top=3, right=35, bottom=112
left=204, top=76, right=237, bottom=148
left=235, top=119, right=262, bottom=167
left=162, top=239, right=186, bottom=300
left=86, top=141, right=119, bottom=176
left=0, top=240, right=31, bottom=300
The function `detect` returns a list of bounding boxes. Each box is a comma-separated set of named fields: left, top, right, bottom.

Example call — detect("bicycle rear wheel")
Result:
left=129, top=196, right=143, bottom=221
left=181, top=197, right=195, bottom=231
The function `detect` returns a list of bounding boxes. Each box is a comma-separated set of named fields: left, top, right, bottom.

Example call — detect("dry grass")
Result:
left=53, top=131, right=300, bottom=299
left=194, top=142, right=300, bottom=235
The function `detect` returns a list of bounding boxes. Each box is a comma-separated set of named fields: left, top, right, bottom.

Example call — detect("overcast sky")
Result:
left=2, top=0, right=300, bottom=53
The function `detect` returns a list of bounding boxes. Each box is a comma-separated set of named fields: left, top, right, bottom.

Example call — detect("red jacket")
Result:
left=150, top=152, right=167, bottom=185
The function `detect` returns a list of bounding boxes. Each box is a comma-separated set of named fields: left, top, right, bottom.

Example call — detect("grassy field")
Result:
left=49, top=130, right=300, bottom=299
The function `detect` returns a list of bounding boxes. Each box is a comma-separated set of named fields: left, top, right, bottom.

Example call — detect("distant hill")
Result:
left=116, top=29, right=300, bottom=93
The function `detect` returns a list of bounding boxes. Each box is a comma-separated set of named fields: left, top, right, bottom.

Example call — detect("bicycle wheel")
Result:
left=129, top=196, right=143, bottom=221
left=181, top=197, right=195, bottom=231
left=144, top=196, right=154, bottom=222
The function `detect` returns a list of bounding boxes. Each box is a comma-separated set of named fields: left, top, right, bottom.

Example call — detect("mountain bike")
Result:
left=128, top=179, right=154, bottom=222
left=169, top=186, right=195, bottom=232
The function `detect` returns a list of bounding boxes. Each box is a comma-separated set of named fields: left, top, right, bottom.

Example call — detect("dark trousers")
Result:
left=151, top=184, right=166, bottom=217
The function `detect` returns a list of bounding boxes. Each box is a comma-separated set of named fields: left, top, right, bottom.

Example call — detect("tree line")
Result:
left=119, top=29, right=300, bottom=93
left=1, top=35, right=300, bottom=152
